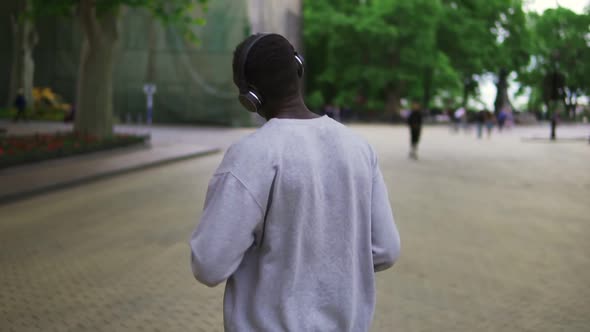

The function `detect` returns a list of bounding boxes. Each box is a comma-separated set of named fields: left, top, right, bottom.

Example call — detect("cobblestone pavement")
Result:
left=1, top=124, right=589, bottom=331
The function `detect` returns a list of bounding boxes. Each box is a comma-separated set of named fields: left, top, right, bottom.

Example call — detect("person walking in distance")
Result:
left=550, top=107, right=560, bottom=140
left=189, top=33, right=400, bottom=331
left=408, top=100, right=423, bottom=160
left=497, top=108, right=507, bottom=132
left=13, top=88, right=27, bottom=122
left=485, top=110, right=495, bottom=138
left=453, top=106, right=465, bottom=133
left=476, top=109, right=485, bottom=139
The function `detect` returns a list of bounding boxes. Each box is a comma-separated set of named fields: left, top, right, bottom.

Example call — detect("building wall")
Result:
left=0, top=0, right=302, bottom=126
left=246, top=0, right=303, bottom=124
left=246, top=0, right=302, bottom=50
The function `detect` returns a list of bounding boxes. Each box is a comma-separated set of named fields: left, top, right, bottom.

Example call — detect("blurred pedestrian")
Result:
left=550, top=107, right=560, bottom=140
left=64, top=104, right=76, bottom=123
left=505, top=107, right=514, bottom=130
left=461, top=110, right=470, bottom=133
left=497, top=109, right=507, bottom=132
left=485, top=110, right=495, bottom=138
left=476, top=110, right=485, bottom=139
left=453, top=107, right=465, bottom=133
left=13, top=88, right=27, bottom=122
left=408, top=101, right=423, bottom=160
left=447, top=108, right=456, bottom=132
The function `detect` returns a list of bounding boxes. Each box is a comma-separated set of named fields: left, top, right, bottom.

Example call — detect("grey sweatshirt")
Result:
left=190, top=116, right=400, bottom=331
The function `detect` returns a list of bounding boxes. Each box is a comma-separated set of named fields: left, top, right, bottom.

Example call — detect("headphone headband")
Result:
left=238, top=33, right=269, bottom=94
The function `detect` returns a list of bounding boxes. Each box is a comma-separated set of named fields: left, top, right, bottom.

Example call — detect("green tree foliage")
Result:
left=436, top=0, right=498, bottom=107
left=520, top=7, right=590, bottom=117
left=304, top=0, right=448, bottom=117
left=487, top=0, right=531, bottom=113
left=28, top=0, right=207, bottom=137
left=306, top=0, right=590, bottom=121
left=304, top=0, right=535, bottom=117
left=30, top=0, right=207, bottom=41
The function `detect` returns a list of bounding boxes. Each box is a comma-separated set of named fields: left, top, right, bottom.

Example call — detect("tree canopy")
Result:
left=24, top=0, right=208, bottom=137
left=304, top=0, right=446, bottom=116
left=304, top=0, right=589, bottom=118
left=519, top=7, right=590, bottom=115
left=29, top=0, right=207, bottom=41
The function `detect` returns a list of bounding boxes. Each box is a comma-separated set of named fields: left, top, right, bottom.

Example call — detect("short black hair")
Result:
left=232, top=34, right=300, bottom=103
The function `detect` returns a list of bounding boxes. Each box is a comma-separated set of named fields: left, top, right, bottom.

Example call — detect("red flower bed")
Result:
left=0, top=132, right=147, bottom=169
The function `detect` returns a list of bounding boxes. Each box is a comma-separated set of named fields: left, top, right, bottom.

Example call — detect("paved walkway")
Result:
left=0, top=121, right=253, bottom=203
left=0, top=123, right=589, bottom=331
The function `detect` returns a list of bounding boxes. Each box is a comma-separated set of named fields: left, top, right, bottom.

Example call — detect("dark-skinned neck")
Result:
left=261, top=94, right=321, bottom=121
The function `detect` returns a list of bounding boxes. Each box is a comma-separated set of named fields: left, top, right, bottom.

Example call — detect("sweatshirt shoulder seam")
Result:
left=214, top=171, right=265, bottom=215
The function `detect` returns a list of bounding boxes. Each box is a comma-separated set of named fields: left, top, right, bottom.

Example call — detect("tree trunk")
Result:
left=422, top=67, right=433, bottom=110
left=461, top=75, right=477, bottom=107
left=384, top=53, right=402, bottom=120
left=462, top=81, right=469, bottom=108
left=385, top=85, right=401, bottom=120
left=8, top=0, right=37, bottom=108
left=145, top=15, right=157, bottom=83
left=494, top=68, right=512, bottom=113
left=75, top=0, right=120, bottom=138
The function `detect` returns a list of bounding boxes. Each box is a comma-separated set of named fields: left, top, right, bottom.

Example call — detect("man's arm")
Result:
left=371, top=165, right=401, bottom=272
left=189, top=171, right=264, bottom=287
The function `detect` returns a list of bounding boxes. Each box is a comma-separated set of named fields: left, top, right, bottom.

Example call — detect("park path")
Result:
left=1, top=124, right=589, bottom=331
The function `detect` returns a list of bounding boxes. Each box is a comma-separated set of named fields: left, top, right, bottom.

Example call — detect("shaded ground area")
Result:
left=1, top=124, right=589, bottom=331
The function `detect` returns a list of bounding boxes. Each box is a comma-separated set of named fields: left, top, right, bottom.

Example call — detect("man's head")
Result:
left=232, top=34, right=302, bottom=117
left=411, top=100, right=421, bottom=111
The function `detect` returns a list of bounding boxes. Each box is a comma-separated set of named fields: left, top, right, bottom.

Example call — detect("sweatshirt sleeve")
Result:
left=371, top=165, right=401, bottom=272
left=189, top=171, right=264, bottom=287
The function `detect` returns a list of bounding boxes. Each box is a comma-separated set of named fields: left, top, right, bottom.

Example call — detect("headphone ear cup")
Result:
left=239, top=90, right=262, bottom=113
left=295, top=54, right=304, bottom=77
